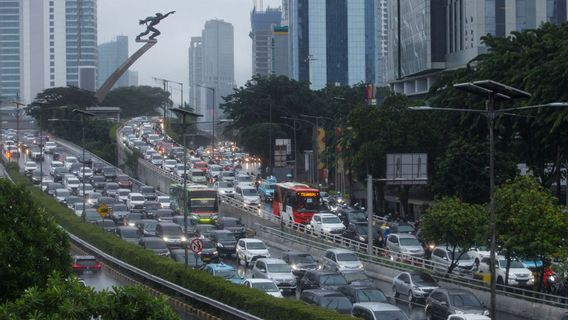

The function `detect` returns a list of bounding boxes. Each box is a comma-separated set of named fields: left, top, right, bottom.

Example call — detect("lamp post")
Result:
left=410, top=80, right=568, bottom=320
left=299, top=114, right=333, bottom=184
left=279, top=117, right=299, bottom=179
left=196, top=84, right=216, bottom=159
left=170, top=107, right=203, bottom=268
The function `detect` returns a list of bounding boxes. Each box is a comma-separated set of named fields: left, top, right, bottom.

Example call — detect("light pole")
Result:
left=196, top=84, right=215, bottom=160
left=300, top=114, right=333, bottom=184
left=279, top=117, right=299, bottom=179
left=171, top=107, right=203, bottom=268
left=410, top=80, right=568, bottom=320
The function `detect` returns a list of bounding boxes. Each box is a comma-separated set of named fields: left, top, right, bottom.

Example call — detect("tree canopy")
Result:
left=102, top=85, right=172, bottom=119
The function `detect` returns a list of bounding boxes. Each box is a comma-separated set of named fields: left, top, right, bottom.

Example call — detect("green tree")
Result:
left=494, top=176, right=567, bottom=288
left=420, top=197, right=488, bottom=275
left=0, top=275, right=179, bottom=319
left=0, top=179, right=71, bottom=301
left=102, top=85, right=172, bottom=119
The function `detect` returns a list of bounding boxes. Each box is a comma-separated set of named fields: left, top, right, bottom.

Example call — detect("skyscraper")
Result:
left=0, top=0, right=21, bottom=101
left=65, top=0, right=98, bottom=90
left=375, top=0, right=388, bottom=87
left=270, top=25, right=289, bottom=77
left=188, top=36, right=203, bottom=114
left=387, top=0, right=568, bottom=96
left=98, top=35, right=129, bottom=89
left=288, top=0, right=376, bottom=90
left=250, top=6, right=282, bottom=77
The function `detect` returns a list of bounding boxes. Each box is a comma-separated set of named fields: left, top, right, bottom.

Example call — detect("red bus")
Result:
left=272, top=182, right=320, bottom=224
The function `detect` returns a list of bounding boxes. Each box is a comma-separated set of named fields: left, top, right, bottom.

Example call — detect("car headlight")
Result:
left=290, top=264, right=297, bottom=270
left=213, top=251, right=218, bottom=255
left=181, top=236, right=187, bottom=242
left=483, top=310, right=490, bottom=316
left=358, top=236, right=366, bottom=242
left=163, top=237, right=169, bottom=241
left=357, top=264, right=364, bottom=270
left=217, top=242, right=224, bottom=247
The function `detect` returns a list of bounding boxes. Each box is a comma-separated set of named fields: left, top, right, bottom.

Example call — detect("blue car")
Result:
left=203, top=263, right=243, bottom=285
left=258, top=176, right=277, bottom=202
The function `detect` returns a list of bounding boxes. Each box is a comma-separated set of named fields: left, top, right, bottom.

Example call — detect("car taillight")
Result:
left=72, top=263, right=84, bottom=269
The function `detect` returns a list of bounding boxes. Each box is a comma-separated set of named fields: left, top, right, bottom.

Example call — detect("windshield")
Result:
left=499, top=260, right=526, bottom=269
left=162, top=226, right=181, bottom=235
left=192, top=171, right=205, bottom=177
left=120, top=229, right=138, bottom=238
left=411, top=273, right=437, bottom=286
left=131, top=196, right=145, bottom=202
left=296, top=194, right=320, bottom=211
left=450, top=293, right=482, bottom=307
left=264, top=183, right=275, bottom=190
left=396, top=224, right=414, bottom=233
left=320, top=274, right=348, bottom=285
left=267, top=263, right=291, bottom=273
left=237, top=176, right=253, bottom=182
left=247, top=242, right=266, bottom=250
left=399, top=238, right=421, bottom=246
left=372, top=311, right=409, bottom=320
left=221, top=219, right=239, bottom=227
left=215, top=270, right=237, bottom=279
left=347, top=211, right=367, bottom=221
left=145, top=203, right=160, bottom=210
left=356, top=289, right=387, bottom=302
left=336, top=253, right=359, bottom=262
left=252, top=281, right=279, bottom=292
left=159, top=197, right=169, bottom=203
left=448, top=251, right=472, bottom=260
left=190, top=198, right=216, bottom=211
left=242, top=189, right=258, bottom=196
left=291, top=254, right=315, bottom=264
left=354, top=224, right=370, bottom=235
left=343, top=272, right=368, bottom=283
left=222, top=172, right=235, bottom=177
left=76, top=259, right=97, bottom=266
left=144, top=222, right=157, bottom=231
left=57, top=190, right=70, bottom=196
left=322, top=216, right=341, bottom=224
left=145, top=240, right=167, bottom=249
left=165, top=160, right=176, bottom=165
left=218, top=182, right=233, bottom=188
left=320, top=297, right=352, bottom=310
left=216, top=233, right=236, bottom=241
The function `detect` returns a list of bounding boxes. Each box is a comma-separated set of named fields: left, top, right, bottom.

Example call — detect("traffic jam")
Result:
left=6, top=116, right=533, bottom=320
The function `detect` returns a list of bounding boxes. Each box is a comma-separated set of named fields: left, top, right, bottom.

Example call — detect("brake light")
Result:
left=72, top=263, right=84, bottom=269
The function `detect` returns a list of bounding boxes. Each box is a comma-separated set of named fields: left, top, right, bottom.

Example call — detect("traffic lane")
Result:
left=78, top=267, right=127, bottom=292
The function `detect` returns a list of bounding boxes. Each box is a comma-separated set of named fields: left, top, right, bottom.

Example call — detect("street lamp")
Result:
left=279, top=117, right=299, bottom=179
left=410, top=79, right=568, bottom=320
left=196, top=84, right=216, bottom=159
left=300, top=114, right=333, bottom=184
left=170, top=107, right=203, bottom=268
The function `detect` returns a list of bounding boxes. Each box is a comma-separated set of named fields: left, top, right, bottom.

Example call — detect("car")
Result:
left=143, top=201, right=161, bottom=218
left=447, top=315, right=491, bottom=320
left=155, top=222, right=187, bottom=247
left=300, top=289, right=352, bottom=314
left=281, top=252, right=320, bottom=278
left=336, top=207, right=368, bottom=226
left=258, top=177, right=276, bottom=202
left=53, top=167, right=69, bottom=183
left=170, top=248, right=205, bottom=268
left=95, top=219, right=117, bottom=233
left=116, top=188, right=131, bottom=203
left=219, top=171, right=235, bottom=182
left=194, top=223, right=216, bottom=238
left=55, top=188, right=71, bottom=203
left=351, top=302, right=410, bottom=320
left=392, top=271, right=439, bottom=303
left=49, top=161, right=64, bottom=176
left=341, top=270, right=374, bottom=286
left=138, top=237, right=170, bottom=256
left=86, top=192, right=102, bottom=207
left=72, top=255, right=102, bottom=274
left=214, top=181, right=235, bottom=197
left=65, top=195, right=82, bottom=209
left=115, top=226, right=140, bottom=244
left=24, top=161, right=38, bottom=175
left=139, top=185, right=157, bottom=201
left=92, top=162, right=105, bottom=175
left=157, top=195, right=170, bottom=209
left=64, top=156, right=79, bottom=170
left=321, top=248, right=364, bottom=272
left=298, top=270, right=349, bottom=292
left=235, top=186, right=260, bottom=207
left=29, top=146, right=43, bottom=161
left=252, top=258, right=296, bottom=293
left=214, top=217, right=246, bottom=239
left=150, top=153, right=163, bottom=166
left=102, top=166, right=117, bottom=181
left=68, top=162, right=83, bottom=176
left=162, top=159, right=177, bottom=172
left=82, top=208, right=100, bottom=223
left=123, top=212, right=144, bottom=227
left=385, top=233, right=425, bottom=258
left=243, top=279, right=283, bottom=298
left=342, top=222, right=381, bottom=247
left=202, top=263, right=243, bottom=284
left=77, top=167, right=93, bottom=181
left=73, top=202, right=85, bottom=216
left=209, top=229, right=238, bottom=256
left=189, top=168, right=207, bottom=183
left=390, top=222, right=415, bottom=234
left=127, top=192, right=146, bottom=211
left=46, top=182, right=64, bottom=196
left=236, top=238, right=270, bottom=267
left=190, top=238, right=220, bottom=263
left=136, top=219, right=159, bottom=237
left=30, top=169, right=42, bottom=185
left=115, top=174, right=133, bottom=189
left=90, top=175, right=106, bottom=190
left=174, top=163, right=190, bottom=178
left=77, top=154, right=93, bottom=166
left=44, top=141, right=57, bottom=153
left=431, top=247, right=476, bottom=275
left=64, top=176, right=81, bottom=192
left=477, top=256, right=534, bottom=287
left=425, top=288, right=489, bottom=320
left=308, top=213, right=346, bottom=235
left=338, top=286, right=388, bottom=304
left=77, top=183, right=94, bottom=197
left=234, top=174, right=254, bottom=188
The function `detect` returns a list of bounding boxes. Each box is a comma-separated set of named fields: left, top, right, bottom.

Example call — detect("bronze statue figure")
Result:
left=136, top=11, right=175, bottom=42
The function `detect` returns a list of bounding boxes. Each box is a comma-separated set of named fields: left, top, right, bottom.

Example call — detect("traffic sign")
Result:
left=97, top=203, right=110, bottom=218
left=190, top=238, right=204, bottom=254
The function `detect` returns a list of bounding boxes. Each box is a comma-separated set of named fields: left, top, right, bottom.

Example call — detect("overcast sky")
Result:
left=98, top=0, right=282, bottom=101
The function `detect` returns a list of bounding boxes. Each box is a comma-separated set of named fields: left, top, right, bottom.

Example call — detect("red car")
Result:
left=72, top=255, right=102, bottom=273
left=116, top=174, right=133, bottom=189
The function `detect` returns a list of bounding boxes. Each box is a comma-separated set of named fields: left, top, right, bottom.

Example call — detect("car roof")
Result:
left=391, top=233, right=417, bottom=239
left=245, top=278, right=274, bottom=283
left=353, top=302, right=402, bottom=312
left=129, top=192, right=144, bottom=197
left=208, top=263, right=235, bottom=271
left=302, top=289, right=344, bottom=297
left=326, top=248, right=355, bottom=254
left=315, top=213, right=339, bottom=218
left=240, top=238, right=263, bottom=243
left=257, top=258, right=286, bottom=264
left=74, top=255, right=96, bottom=260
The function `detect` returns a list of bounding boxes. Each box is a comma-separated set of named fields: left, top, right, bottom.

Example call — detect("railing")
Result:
left=67, top=232, right=263, bottom=320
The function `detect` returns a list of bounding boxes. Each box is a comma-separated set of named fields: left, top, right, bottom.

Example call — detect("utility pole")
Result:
left=366, top=174, right=373, bottom=256
left=153, top=77, right=170, bottom=127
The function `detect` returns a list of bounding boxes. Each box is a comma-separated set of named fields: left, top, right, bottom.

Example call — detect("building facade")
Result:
left=250, top=7, right=282, bottom=77
left=287, top=0, right=376, bottom=90
left=270, top=25, right=289, bottom=76
left=97, top=35, right=129, bottom=89
left=387, top=0, right=568, bottom=96
left=188, top=36, right=203, bottom=115
left=65, top=0, right=97, bottom=90
left=0, top=0, right=22, bottom=101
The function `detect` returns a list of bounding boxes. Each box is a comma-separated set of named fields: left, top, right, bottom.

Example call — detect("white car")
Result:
left=64, top=156, right=78, bottom=170
left=117, top=188, right=131, bottom=203
left=477, top=256, right=534, bottom=287
left=127, top=192, right=145, bottom=211
left=73, top=202, right=85, bottom=217
left=308, top=213, right=345, bottom=235
left=447, top=315, right=491, bottom=320
left=157, top=196, right=170, bottom=209
left=44, top=141, right=57, bottom=153
left=236, top=238, right=271, bottom=267
left=24, top=161, right=38, bottom=174
left=50, top=161, right=64, bottom=176
left=175, top=164, right=189, bottom=177
left=321, top=248, right=364, bottom=272
left=162, top=159, right=177, bottom=172
left=215, top=181, right=235, bottom=197
left=65, top=177, right=81, bottom=191
left=469, top=246, right=491, bottom=269
left=77, top=184, right=94, bottom=197
left=150, top=154, right=163, bottom=166
left=77, top=167, right=93, bottom=180
left=235, top=186, right=260, bottom=206
left=234, top=174, right=255, bottom=188
left=41, top=177, right=54, bottom=192
left=242, top=279, right=282, bottom=298
left=190, top=169, right=207, bottom=183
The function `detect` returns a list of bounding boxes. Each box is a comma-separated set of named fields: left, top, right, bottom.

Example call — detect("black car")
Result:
left=281, top=252, right=319, bottom=278
left=170, top=248, right=205, bottom=268
left=197, top=238, right=220, bottom=263
left=95, top=219, right=117, bottom=233
left=78, top=155, right=92, bottom=166
left=299, top=289, right=352, bottom=314
left=390, top=222, right=415, bottom=234
left=155, top=208, right=174, bottom=221
left=139, top=237, right=169, bottom=256
left=172, top=215, right=198, bottom=234
left=143, top=201, right=161, bottom=218
left=69, top=162, right=82, bottom=176
left=31, top=169, right=42, bottom=185
left=102, top=166, right=117, bottom=181
left=336, top=207, right=368, bottom=226
left=139, top=185, right=157, bottom=201
left=194, top=223, right=216, bottom=238
left=123, top=212, right=144, bottom=227
left=115, top=226, right=140, bottom=243
left=342, top=222, right=381, bottom=247
left=53, top=167, right=69, bottom=182
left=209, top=229, right=237, bottom=256
left=92, top=162, right=105, bottom=174
left=425, top=288, right=489, bottom=320
left=214, top=217, right=246, bottom=239
left=90, top=175, right=106, bottom=190
left=337, top=285, right=388, bottom=303
left=135, top=219, right=159, bottom=237
left=298, top=270, right=349, bottom=293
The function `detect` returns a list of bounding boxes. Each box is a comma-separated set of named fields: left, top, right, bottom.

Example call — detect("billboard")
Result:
left=385, top=153, right=428, bottom=185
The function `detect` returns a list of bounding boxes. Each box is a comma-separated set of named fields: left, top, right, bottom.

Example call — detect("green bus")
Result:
left=169, top=184, right=218, bottom=224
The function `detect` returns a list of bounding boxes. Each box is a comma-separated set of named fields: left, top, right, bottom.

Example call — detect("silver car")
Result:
left=431, top=247, right=475, bottom=275
left=385, top=233, right=425, bottom=258
left=321, top=248, right=364, bottom=272
left=392, top=271, right=439, bottom=303
left=251, top=258, right=296, bottom=293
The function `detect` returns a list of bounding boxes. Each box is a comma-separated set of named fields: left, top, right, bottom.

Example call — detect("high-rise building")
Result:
left=287, top=0, right=376, bottom=90
left=97, top=35, right=129, bottom=89
left=0, top=0, right=22, bottom=101
left=387, top=0, right=568, bottom=96
left=65, top=0, right=98, bottom=90
left=188, top=20, right=235, bottom=128
left=250, top=7, right=282, bottom=77
left=375, top=0, right=388, bottom=87
left=270, top=25, right=289, bottom=76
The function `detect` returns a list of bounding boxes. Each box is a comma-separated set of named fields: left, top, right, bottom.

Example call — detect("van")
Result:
left=155, top=222, right=186, bottom=247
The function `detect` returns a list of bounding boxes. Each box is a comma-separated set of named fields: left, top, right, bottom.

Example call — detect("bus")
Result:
left=169, top=184, right=218, bottom=224
left=272, top=182, right=320, bottom=224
